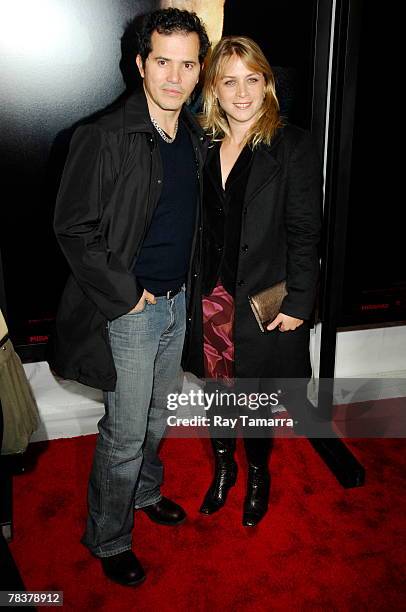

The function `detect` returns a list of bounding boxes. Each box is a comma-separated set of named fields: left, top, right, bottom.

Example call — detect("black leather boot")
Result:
left=199, top=438, right=237, bottom=514
left=242, top=437, right=272, bottom=527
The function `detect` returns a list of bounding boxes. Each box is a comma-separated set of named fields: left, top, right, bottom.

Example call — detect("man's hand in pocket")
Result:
left=128, top=289, right=156, bottom=314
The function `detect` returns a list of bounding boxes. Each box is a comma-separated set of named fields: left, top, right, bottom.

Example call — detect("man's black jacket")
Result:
left=50, top=89, right=207, bottom=391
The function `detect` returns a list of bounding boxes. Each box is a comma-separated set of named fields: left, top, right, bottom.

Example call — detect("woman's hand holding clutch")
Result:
left=267, top=313, right=304, bottom=332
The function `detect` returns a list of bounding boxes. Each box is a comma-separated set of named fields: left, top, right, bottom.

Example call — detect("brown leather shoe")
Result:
left=101, top=550, right=145, bottom=586
left=141, top=497, right=186, bottom=525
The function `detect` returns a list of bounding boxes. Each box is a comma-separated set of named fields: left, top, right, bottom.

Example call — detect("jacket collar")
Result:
left=244, top=129, right=284, bottom=205
left=204, top=128, right=284, bottom=206
left=123, top=87, right=206, bottom=141
left=123, top=89, right=152, bottom=133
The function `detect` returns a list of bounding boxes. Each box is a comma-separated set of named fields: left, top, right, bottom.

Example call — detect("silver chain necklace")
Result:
left=150, top=116, right=178, bottom=143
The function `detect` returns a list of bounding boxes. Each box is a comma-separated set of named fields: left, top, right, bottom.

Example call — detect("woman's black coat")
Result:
left=182, top=124, right=322, bottom=380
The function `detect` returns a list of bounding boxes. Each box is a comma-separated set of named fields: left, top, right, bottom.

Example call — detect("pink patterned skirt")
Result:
left=202, top=282, right=235, bottom=381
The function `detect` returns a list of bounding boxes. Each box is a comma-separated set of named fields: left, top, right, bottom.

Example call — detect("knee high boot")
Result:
left=242, top=437, right=273, bottom=527
left=199, top=437, right=237, bottom=514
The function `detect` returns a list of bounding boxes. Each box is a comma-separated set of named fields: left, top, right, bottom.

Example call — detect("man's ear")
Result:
left=136, top=54, right=145, bottom=78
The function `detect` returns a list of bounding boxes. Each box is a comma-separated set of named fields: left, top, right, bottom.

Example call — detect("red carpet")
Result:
left=8, top=434, right=406, bottom=611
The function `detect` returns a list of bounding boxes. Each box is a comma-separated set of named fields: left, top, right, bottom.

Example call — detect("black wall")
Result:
left=339, top=2, right=405, bottom=325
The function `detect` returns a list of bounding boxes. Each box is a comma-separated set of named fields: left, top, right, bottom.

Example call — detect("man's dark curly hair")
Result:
left=137, top=8, right=210, bottom=66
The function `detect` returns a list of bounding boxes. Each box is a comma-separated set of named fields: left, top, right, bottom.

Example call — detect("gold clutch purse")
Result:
left=248, top=280, right=287, bottom=332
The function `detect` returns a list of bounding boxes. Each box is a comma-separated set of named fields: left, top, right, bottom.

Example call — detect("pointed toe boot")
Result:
left=199, top=438, right=237, bottom=514
left=242, top=437, right=272, bottom=527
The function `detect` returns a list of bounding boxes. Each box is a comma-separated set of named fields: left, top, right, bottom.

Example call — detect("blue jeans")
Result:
left=81, top=289, right=186, bottom=557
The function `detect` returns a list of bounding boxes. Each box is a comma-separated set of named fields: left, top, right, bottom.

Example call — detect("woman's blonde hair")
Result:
left=201, top=36, right=283, bottom=147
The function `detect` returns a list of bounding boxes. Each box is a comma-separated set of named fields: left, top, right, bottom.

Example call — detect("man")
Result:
left=52, top=8, right=209, bottom=586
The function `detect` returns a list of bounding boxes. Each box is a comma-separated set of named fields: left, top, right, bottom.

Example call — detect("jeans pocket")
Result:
left=126, top=302, right=149, bottom=316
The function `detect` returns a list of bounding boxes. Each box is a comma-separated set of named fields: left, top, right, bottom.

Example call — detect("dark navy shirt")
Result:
left=133, top=120, right=198, bottom=294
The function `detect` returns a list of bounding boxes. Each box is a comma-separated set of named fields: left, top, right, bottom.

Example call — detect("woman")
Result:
left=185, top=36, right=322, bottom=526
